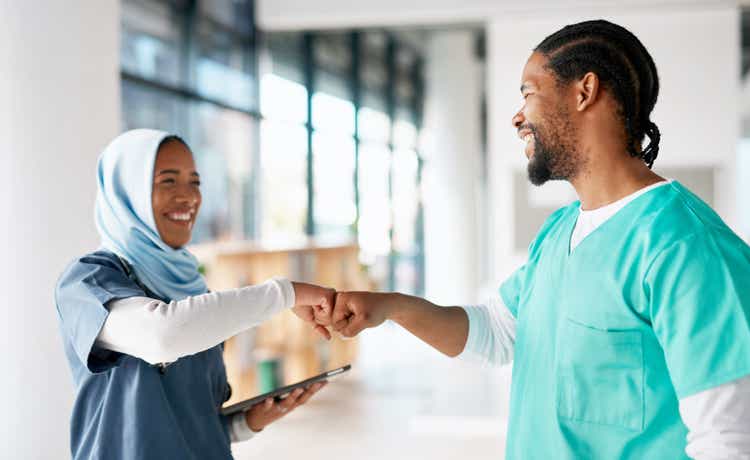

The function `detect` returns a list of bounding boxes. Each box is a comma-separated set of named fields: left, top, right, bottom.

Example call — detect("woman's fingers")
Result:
left=313, top=324, right=332, bottom=340
left=313, top=303, right=329, bottom=318
left=250, top=382, right=329, bottom=430
left=296, top=381, right=326, bottom=405
left=279, top=388, right=304, bottom=411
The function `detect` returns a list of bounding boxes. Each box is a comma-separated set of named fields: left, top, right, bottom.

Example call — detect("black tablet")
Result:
left=221, top=364, right=352, bottom=416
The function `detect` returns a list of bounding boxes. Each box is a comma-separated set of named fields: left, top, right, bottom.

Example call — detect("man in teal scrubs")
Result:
left=304, top=20, right=750, bottom=459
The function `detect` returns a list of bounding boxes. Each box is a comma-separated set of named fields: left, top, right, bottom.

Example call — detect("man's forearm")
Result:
left=385, top=293, right=469, bottom=357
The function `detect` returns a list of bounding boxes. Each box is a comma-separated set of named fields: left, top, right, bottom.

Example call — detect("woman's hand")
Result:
left=291, top=282, right=336, bottom=340
left=244, top=382, right=327, bottom=432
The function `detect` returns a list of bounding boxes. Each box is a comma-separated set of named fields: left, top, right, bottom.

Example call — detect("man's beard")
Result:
left=525, top=110, right=582, bottom=186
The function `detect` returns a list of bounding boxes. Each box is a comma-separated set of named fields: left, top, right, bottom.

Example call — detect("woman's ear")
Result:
left=576, top=71, right=600, bottom=112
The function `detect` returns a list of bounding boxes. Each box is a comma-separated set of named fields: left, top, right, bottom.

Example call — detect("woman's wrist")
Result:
left=275, top=277, right=295, bottom=309
left=290, top=281, right=335, bottom=308
left=290, top=281, right=303, bottom=306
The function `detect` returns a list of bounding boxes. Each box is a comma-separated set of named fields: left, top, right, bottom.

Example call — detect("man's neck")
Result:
left=570, top=154, right=664, bottom=211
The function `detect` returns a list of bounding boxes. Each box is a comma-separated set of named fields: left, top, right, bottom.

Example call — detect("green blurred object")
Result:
left=257, top=358, right=282, bottom=393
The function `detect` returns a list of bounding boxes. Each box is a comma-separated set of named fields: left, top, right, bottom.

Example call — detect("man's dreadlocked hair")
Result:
left=535, top=20, right=661, bottom=169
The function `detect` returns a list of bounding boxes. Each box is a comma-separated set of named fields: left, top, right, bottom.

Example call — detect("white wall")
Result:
left=421, top=31, right=484, bottom=305
left=487, top=6, right=741, bottom=281
left=0, top=1, right=120, bottom=458
left=257, top=0, right=709, bottom=30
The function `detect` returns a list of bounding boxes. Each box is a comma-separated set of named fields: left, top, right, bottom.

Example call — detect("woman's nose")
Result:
left=175, top=187, right=199, bottom=205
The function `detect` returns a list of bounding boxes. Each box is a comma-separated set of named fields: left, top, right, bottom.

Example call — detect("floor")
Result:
left=232, top=321, right=512, bottom=460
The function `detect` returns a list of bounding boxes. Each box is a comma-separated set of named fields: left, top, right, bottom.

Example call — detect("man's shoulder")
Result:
left=624, top=182, right=748, bottom=268
left=645, top=182, right=738, bottom=246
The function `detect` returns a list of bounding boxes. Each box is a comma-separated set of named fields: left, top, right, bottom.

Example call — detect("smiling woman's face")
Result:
left=151, top=139, right=201, bottom=249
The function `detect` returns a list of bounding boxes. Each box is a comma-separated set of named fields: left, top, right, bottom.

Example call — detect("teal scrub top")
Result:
left=502, top=181, right=750, bottom=459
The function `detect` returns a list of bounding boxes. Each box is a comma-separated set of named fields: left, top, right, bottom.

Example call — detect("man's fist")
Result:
left=331, top=291, right=395, bottom=337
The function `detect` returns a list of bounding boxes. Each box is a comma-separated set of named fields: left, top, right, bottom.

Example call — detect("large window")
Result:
left=121, top=0, right=181, bottom=86
left=259, top=120, right=308, bottom=241
left=121, top=0, right=425, bottom=293
left=188, top=103, right=256, bottom=241
left=195, top=15, right=256, bottom=110
left=311, top=33, right=357, bottom=240
left=358, top=143, right=391, bottom=262
left=392, top=142, right=420, bottom=293
left=121, top=0, right=258, bottom=244
left=259, top=32, right=309, bottom=241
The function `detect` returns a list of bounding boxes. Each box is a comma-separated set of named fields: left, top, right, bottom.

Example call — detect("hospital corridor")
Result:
left=3, top=1, right=750, bottom=459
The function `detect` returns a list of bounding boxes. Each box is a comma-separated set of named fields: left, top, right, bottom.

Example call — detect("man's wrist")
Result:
left=383, top=293, right=406, bottom=322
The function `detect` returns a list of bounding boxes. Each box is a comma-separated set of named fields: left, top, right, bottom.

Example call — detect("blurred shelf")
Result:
left=189, top=237, right=369, bottom=407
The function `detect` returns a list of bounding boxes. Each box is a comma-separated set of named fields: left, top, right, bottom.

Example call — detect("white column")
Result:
left=0, top=1, right=120, bottom=457
left=422, top=31, right=483, bottom=305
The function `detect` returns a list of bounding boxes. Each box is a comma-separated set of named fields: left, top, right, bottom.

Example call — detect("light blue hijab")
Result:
left=95, top=129, right=207, bottom=301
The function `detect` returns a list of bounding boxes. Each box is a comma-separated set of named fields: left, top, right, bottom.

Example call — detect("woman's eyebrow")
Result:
left=156, top=169, right=180, bottom=176
left=155, top=169, right=200, bottom=177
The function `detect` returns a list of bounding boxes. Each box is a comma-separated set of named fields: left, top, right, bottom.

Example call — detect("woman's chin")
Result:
left=161, top=232, right=192, bottom=249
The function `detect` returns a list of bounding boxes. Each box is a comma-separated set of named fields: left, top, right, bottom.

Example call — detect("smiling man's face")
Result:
left=511, top=52, right=583, bottom=186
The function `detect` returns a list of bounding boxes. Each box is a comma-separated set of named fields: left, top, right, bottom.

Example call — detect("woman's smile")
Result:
left=163, top=209, right=196, bottom=227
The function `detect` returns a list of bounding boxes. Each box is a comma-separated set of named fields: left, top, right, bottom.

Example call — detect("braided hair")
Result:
left=535, top=20, right=661, bottom=169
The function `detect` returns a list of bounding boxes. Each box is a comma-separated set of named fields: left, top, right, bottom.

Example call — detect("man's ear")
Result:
left=576, top=71, right=600, bottom=112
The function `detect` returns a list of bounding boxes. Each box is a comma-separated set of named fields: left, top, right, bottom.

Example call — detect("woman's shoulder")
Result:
left=81, top=249, right=128, bottom=268
left=62, top=249, right=125, bottom=276
left=56, top=249, right=134, bottom=298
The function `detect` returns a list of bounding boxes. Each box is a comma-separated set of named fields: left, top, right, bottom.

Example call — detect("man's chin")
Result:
left=527, top=160, right=551, bottom=186
left=527, top=176, right=549, bottom=187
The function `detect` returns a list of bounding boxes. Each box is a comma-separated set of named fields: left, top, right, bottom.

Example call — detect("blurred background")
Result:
left=1, top=0, right=749, bottom=459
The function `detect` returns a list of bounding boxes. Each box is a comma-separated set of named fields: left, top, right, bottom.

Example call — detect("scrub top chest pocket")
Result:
left=556, top=318, right=645, bottom=432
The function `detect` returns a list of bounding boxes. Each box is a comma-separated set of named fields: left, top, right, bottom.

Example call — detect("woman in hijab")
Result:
left=55, top=129, right=334, bottom=459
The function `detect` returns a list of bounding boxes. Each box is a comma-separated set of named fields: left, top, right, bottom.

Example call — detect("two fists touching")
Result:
left=246, top=281, right=467, bottom=432
left=242, top=281, right=367, bottom=433
left=291, top=282, right=395, bottom=340
left=290, top=282, right=468, bottom=357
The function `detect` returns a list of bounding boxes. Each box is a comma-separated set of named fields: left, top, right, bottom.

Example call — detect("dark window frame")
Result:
left=120, top=0, right=425, bottom=294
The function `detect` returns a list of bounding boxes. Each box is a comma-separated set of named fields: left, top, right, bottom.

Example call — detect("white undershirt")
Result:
left=96, top=277, right=296, bottom=443
left=570, top=180, right=672, bottom=252
left=460, top=181, right=750, bottom=459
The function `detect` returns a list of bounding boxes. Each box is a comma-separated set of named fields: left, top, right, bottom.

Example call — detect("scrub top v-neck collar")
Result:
left=566, top=180, right=672, bottom=256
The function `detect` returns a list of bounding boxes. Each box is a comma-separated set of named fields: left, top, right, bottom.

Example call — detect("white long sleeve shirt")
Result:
left=96, top=277, right=296, bottom=443
left=459, top=181, right=750, bottom=459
